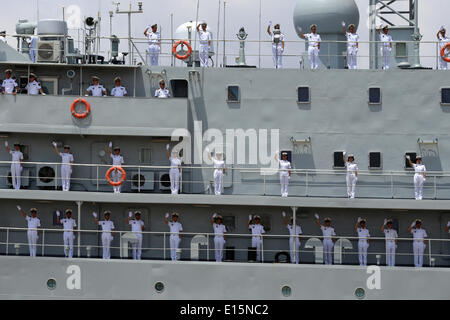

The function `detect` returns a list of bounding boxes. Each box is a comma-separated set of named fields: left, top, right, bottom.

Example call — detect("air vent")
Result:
left=368, top=87, right=381, bottom=104
left=297, top=86, right=310, bottom=103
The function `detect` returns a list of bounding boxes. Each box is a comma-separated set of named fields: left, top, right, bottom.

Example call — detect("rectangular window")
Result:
left=139, top=147, right=152, bottom=164
left=297, top=86, right=310, bottom=103
left=333, top=151, right=345, bottom=168
left=227, top=85, right=240, bottom=103
left=441, top=88, right=450, bottom=105
left=170, top=79, right=188, bottom=98
left=395, top=42, right=407, bottom=58
left=369, top=87, right=381, bottom=104
left=405, top=152, right=417, bottom=169
left=369, top=152, right=382, bottom=169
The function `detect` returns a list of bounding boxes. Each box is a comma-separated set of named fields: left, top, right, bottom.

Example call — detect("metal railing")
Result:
left=0, top=160, right=449, bottom=199
left=0, top=226, right=449, bottom=267
left=5, top=33, right=450, bottom=70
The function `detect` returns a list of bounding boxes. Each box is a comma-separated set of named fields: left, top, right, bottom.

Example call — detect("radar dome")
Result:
left=293, top=0, right=360, bottom=35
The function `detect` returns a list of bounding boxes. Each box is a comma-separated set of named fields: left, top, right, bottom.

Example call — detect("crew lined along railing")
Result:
left=0, top=227, right=448, bottom=267
left=8, top=33, right=450, bottom=70
left=0, top=160, right=449, bottom=199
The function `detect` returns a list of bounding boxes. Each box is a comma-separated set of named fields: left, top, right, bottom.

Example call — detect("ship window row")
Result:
left=333, top=151, right=418, bottom=170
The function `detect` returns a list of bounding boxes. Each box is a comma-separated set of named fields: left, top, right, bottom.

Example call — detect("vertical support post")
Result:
left=6, top=228, right=9, bottom=255
left=263, top=174, right=266, bottom=195
left=76, top=201, right=83, bottom=257
left=291, top=206, right=297, bottom=264
left=258, top=0, right=262, bottom=69
left=42, top=229, right=45, bottom=256
left=206, top=233, right=209, bottom=261
left=305, top=172, right=309, bottom=196
left=55, top=164, right=58, bottom=190
left=138, top=166, right=141, bottom=193
left=163, top=232, right=166, bottom=260
left=390, top=173, right=394, bottom=198
left=428, top=238, right=432, bottom=267
left=261, top=234, right=264, bottom=263
left=369, top=0, right=377, bottom=70
left=96, top=165, right=99, bottom=191
left=222, top=0, right=226, bottom=67
left=133, top=67, right=136, bottom=98
left=434, top=175, right=437, bottom=199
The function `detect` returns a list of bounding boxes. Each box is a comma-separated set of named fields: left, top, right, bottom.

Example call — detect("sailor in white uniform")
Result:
left=211, top=213, right=227, bottom=262
left=343, top=152, right=358, bottom=199
left=1, top=69, right=18, bottom=95
left=164, top=212, right=183, bottom=261
left=85, top=76, right=107, bottom=97
left=144, top=24, right=160, bottom=66
left=406, top=155, right=426, bottom=200
left=165, top=144, right=182, bottom=194
left=299, top=25, right=321, bottom=70
left=207, top=149, right=226, bottom=195
left=56, top=209, right=77, bottom=258
left=155, top=80, right=170, bottom=98
left=275, top=152, right=291, bottom=197
left=381, top=218, right=398, bottom=267
left=267, top=22, right=285, bottom=69
left=107, top=142, right=125, bottom=193
left=354, top=217, right=370, bottom=266
left=110, top=77, right=127, bottom=97
left=0, top=31, right=6, bottom=43
left=437, top=26, right=450, bottom=70
left=4, top=141, right=23, bottom=190
left=248, top=214, right=265, bottom=262
left=127, top=211, right=145, bottom=260
left=28, top=35, right=38, bottom=63
left=52, top=142, right=74, bottom=192
left=342, top=21, right=359, bottom=69
left=282, top=211, right=302, bottom=264
left=315, top=214, right=336, bottom=265
left=93, top=211, right=115, bottom=259
left=17, top=206, right=40, bottom=257
left=408, top=219, right=428, bottom=268
left=25, top=73, right=45, bottom=95
left=196, top=22, right=212, bottom=68
left=377, top=25, right=392, bottom=70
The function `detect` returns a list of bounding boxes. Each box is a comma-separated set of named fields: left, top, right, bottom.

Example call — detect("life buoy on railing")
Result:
left=440, top=43, right=450, bottom=63
left=70, top=98, right=91, bottom=119
left=105, top=166, right=126, bottom=187
left=172, top=40, right=192, bottom=60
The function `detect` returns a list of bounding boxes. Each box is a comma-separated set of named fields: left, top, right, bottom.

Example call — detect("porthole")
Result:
left=281, top=285, right=292, bottom=297
left=47, top=278, right=57, bottom=290
left=155, top=281, right=165, bottom=293
left=354, top=287, right=365, bottom=300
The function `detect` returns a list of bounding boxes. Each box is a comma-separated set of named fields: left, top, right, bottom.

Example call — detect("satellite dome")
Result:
left=293, top=0, right=360, bottom=35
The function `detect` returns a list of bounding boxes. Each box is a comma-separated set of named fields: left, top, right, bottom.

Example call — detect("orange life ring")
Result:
left=440, top=42, right=450, bottom=63
left=71, top=98, right=91, bottom=119
left=172, top=40, right=192, bottom=60
left=105, top=166, right=126, bottom=187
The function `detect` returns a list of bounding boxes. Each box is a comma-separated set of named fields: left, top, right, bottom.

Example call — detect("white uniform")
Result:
left=198, top=30, right=212, bottom=68
left=169, top=157, right=181, bottom=194
left=384, top=228, right=398, bottom=266
left=345, top=162, right=358, bottom=198
left=25, top=80, right=41, bottom=95
left=147, top=31, right=160, bottom=66
left=168, top=221, right=183, bottom=261
left=60, top=153, right=74, bottom=192
left=9, top=150, right=23, bottom=190
left=287, top=224, right=302, bottom=264
left=321, top=226, right=336, bottom=265
left=61, top=218, right=76, bottom=258
left=2, top=78, right=18, bottom=94
left=213, top=158, right=225, bottom=195
left=412, top=163, right=426, bottom=200
left=304, top=33, right=321, bottom=69
left=29, top=36, right=37, bottom=62
left=86, top=84, right=106, bottom=96
left=249, top=224, right=265, bottom=262
left=345, top=32, right=359, bottom=69
left=26, top=216, right=40, bottom=257
left=411, top=228, right=427, bottom=267
left=110, top=154, right=124, bottom=193
left=438, top=35, right=450, bottom=70
left=278, top=159, right=291, bottom=197
left=379, top=33, right=392, bottom=70
left=129, top=219, right=145, bottom=260
left=155, top=88, right=170, bottom=98
left=98, top=220, right=115, bottom=259
left=356, top=227, right=370, bottom=266
left=271, top=32, right=285, bottom=69
left=0, top=36, right=6, bottom=43
left=111, top=86, right=127, bottom=97
left=213, top=223, right=227, bottom=262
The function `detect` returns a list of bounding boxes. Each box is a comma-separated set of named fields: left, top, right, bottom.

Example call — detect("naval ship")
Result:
left=0, top=0, right=450, bottom=300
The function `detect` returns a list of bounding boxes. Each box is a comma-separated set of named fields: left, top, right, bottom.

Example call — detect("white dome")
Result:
left=175, top=21, right=214, bottom=41
left=293, top=0, right=360, bottom=35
